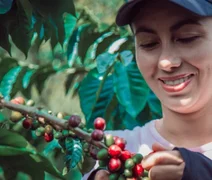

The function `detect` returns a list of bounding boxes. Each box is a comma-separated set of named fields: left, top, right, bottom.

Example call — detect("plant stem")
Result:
left=0, top=99, right=107, bottom=149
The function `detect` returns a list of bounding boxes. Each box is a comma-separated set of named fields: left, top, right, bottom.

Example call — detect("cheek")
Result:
left=136, top=49, right=157, bottom=79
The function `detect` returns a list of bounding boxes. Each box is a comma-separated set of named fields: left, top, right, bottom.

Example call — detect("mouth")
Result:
left=159, top=74, right=194, bottom=86
left=159, top=74, right=194, bottom=93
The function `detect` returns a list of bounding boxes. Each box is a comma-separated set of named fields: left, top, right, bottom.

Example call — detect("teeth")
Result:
left=163, top=75, right=191, bottom=86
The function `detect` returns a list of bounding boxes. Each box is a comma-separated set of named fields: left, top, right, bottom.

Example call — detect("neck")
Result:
left=157, top=104, right=212, bottom=148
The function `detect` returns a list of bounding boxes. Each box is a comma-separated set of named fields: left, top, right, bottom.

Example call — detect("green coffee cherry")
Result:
left=104, top=134, right=114, bottom=147
left=125, top=158, right=135, bottom=169
left=132, top=154, right=143, bottom=164
left=54, top=132, right=63, bottom=139
left=98, top=160, right=109, bottom=167
left=109, top=173, right=119, bottom=180
left=117, top=175, right=126, bottom=180
left=124, top=169, right=133, bottom=178
left=97, top=148, right=109, bottom=160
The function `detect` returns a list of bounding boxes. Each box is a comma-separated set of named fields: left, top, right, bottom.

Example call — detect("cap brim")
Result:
left=116, top=0, right=212, bottom=26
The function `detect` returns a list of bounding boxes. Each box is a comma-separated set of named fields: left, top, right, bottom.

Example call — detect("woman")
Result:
left=84, top=0, right=212, bottom=179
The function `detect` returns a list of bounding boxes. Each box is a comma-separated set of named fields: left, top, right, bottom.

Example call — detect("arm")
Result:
left=174, top=147, right=212, bottom=180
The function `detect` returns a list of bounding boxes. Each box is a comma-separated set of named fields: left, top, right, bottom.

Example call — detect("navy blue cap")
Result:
left=116, top=0, right=212, bottom=26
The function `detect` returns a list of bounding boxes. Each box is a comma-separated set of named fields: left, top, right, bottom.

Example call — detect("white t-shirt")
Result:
left=82, top=119, right=212, bottom=179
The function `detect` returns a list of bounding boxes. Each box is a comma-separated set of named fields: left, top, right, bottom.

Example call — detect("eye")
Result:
left=176, top=36, right=200, bottom=44
left=139, top=42, right=159, bottom=50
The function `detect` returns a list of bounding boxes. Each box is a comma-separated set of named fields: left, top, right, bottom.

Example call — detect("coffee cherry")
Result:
left=117, top=175, right=125, bottom=180
left=114, top=137, right=126, bottom=150
left=22, top=118, right=33, bottom=129
left=99, top=159, right=109, bottom=167
left=91, top=129, right=104, bottom=141
left=120, top=150, right=132, bottom=161
left=10, top=111, right=23, bottom=122
left=11, top=97, right=25, bottom=105
left=132, top=154, right=143, bottom=164
left=132, top=164, right=144, bottom=177
left=26, top=99, right=35, bottom=106
left=124, top=169, right=133, bottom=178
left=108, top=145, right=122, bottom=158
left=104, top=134, right=114, bottom=147
left=68, top=115, right=81, bottom=128
left=45, top=125, right=53, bottom=134
left=108, top=158, right=121, bottom=172
left=35, top=127, right=45, bottom=137
left=125, top=158, right=135, bottom=170
left=44, top=132, right=54, bottom=142
left=109, top=173, right=119, bottom=180
left=94, top=117, right=106, bottom=130
left=54, top=132, right=63, bottom=139
left=97, top=148, right=109, bottom=160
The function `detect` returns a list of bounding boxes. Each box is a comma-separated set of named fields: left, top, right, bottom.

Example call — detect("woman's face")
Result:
left=132, top=0, right=212, bottom=113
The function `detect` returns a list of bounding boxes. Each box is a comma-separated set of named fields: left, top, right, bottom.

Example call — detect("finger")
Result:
left=94, top=170, right=110, bottom=180
left=152, top=142, right=171, bottom=152
left=142, top=151, right=184, bottom=170
left=149, top=163, right=185, bottom=180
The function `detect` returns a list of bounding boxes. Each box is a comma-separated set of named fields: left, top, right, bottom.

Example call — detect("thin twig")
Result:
left=0, top=98, right=107, bottom=149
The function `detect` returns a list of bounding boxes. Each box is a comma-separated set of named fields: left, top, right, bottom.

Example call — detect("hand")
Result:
left=141, top=143, right=185, bottom=180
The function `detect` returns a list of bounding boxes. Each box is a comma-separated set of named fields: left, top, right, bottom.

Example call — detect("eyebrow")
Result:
left=134, top=19, right=201, bottom=35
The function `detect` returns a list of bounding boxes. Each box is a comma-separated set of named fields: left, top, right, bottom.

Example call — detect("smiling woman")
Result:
left=83, top=0, right=212, bottom=180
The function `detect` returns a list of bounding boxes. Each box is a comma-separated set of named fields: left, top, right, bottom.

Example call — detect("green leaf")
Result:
left=0, top=25, right=11, bottom=53
left=67, top=23, right=91, bottom=66
left=79, top=69, right=115, bottom=128
left=0, top=57, right=18, bottom=82
left=30, top=0, right=76, bottom=18
left=63, top=13, right=76, bottom=43
left=0, top=146, right=36, bottom=156
left=22, top=65, right=56, bottom=96
left=0, top=129, right=64, bottom=179
left=70, top=139, right=83, bottom=168
left=0, top=128, right=28, bottom=148
left=0, top=66, right=28, bottom=100
left=120, top=50, right=134, bottom=66
left=10, top=0, right=33, bottom=57
left=22, top=68, right=36, bottom=89
left=147, top=90, right=162, bottom=119
left=113, top=61, right=150, bottom=118
left=95, top=32, right=120, bottom=57
left=96, top=52, right=117, bottom=73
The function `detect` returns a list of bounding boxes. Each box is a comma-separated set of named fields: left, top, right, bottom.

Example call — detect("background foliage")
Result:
left=0, top=0, right=162, bottom=179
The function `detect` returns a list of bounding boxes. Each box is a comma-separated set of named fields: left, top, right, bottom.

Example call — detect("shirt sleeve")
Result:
left=173, top=147, right=212, bottom=180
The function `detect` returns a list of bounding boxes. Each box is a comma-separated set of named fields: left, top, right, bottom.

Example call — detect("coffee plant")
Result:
left=0, top=0, right=162, bottom=179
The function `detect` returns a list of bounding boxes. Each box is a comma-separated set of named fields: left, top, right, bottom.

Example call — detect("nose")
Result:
left=158, top=47, right=182, bottom=72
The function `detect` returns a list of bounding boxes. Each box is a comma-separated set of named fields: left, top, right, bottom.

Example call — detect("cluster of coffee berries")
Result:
left=89, top=117, right=148, bottom=180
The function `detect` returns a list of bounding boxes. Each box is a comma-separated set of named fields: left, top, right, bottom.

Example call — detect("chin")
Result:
left=163, top=98, right=201, bottom=114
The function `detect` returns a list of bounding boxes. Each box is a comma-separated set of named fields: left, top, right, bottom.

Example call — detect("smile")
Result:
left=159, top=74, right=194, bottom=93
left=162, top=74, right=193, bottom=86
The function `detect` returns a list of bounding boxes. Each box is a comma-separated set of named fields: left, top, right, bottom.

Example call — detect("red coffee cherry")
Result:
left=68, top=115, right=81, bottom=128
left=44, top=133, right=54, bottom=142
left=120, top=150, right=132, bottom=161
left=114, top=137, right=126, bottom=150
left=108, top=145, right=122, bottom=158
left=22, top=118, right=32, bottom=129
left=91, top=129, right=104, bottom=141
left=133, top=164, right=144, bottom=177
left=11, top=97, right=25, bottom=105
left=94, top=117, right=106, bottom=130
left=108, top=158, right=121, bottom=172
